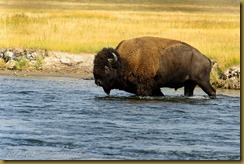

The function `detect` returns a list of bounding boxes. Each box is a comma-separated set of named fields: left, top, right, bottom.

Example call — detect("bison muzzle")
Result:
left=93, top=36, right=216, bottom=98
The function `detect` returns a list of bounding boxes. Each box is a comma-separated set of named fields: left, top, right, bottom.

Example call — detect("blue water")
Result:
left=0, top=76, right=240, bottom=160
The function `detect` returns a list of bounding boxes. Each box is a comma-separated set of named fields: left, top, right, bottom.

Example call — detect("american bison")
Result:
left=93, top=36, right=216, bottom=98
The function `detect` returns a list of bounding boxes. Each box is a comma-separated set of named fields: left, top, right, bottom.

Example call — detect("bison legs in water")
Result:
left=187, top=68, right=216, bottom=98
left=184, top=77, right=216, bottom=98
left=152, top=80, right=215, bottom=97
left=197, top=81, right=216, bottom=98
left=184, top=80, right=197, bottom=97
left=152, top=87, right=164, bottom=96
left=183, top=80, right=216, bottom=97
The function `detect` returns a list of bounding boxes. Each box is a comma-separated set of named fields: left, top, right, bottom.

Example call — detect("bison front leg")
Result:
left=136, top=85, right=152, bottom=96
left=136, top=84, right=164, bottom=97
left=152, top=88, right=164, bottom=96
left=184, top=80, right=197, bottom=97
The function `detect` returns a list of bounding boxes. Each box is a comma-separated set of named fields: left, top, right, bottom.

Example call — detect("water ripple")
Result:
left=0, top=76, right=240, bottom=160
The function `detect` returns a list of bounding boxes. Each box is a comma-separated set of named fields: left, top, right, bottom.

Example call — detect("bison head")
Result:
left=93, top=48, right=121, bottom=95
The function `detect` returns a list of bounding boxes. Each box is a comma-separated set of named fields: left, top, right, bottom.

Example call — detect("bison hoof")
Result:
left=209, top=95, right=216, bottom=99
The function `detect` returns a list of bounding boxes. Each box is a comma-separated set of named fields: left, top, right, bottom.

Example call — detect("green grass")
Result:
left=34, top=55, right=44, bottom=70
left=0, top=59, right=5, bottom=69
left=0, top=0, right=240, bottom=71
left=14, top=58, right=29, bottom=70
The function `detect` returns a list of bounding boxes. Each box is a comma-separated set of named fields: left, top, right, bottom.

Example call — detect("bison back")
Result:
left=155, top=43, right=212, bottom=88
left=116, top=36, right=183, bottom=82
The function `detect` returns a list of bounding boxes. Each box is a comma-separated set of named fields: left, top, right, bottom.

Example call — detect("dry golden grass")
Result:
left=0, top=0, right=240, bottom=71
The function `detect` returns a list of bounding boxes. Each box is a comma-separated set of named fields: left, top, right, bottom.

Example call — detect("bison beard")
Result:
left=93, top=36, right=216, bottom=98
left=103, top=86, right=111, bottom=95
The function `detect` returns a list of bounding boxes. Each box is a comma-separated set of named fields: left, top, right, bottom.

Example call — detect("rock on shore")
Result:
left=0, top=48, right=94, bottom=79
left=212, top=66, right=240, bottom=90
left=0, top=48, right=240, bottom=90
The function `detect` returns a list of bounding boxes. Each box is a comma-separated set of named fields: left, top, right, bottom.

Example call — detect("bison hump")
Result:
left=118, top=43, right=159, bottom=82
left=116, top=37, right=182, bottom=83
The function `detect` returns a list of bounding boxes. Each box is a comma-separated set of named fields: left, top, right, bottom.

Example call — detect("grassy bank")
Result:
left=0, top=0, right=240, bottom=71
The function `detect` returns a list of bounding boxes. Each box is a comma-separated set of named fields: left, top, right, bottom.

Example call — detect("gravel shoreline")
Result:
left=0, top=49, right=94, bottom=79
left=0, top=48, right=240, bottom=90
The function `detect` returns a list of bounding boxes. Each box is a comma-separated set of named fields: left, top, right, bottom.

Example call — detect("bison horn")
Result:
left=112, top=52, right=118, bottom=61
left=108, top=52, right=118, bottom=63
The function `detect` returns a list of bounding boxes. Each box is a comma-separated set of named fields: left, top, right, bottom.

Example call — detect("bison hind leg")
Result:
left=197, top=81, right=216, bottom=98
left=184, top=80, right=197, bottom=97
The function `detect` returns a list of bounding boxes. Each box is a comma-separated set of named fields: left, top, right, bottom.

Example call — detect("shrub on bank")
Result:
left=14, top=58, right=29, bottom=70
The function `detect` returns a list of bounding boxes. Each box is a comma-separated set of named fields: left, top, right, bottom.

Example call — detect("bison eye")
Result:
left=95, top=79, right=103, bottom=86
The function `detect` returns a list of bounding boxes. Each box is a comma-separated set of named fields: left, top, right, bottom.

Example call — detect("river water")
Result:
left=0, top=76, right=240, bottom=160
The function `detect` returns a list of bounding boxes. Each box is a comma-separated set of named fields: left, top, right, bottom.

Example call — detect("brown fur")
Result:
left=116, top=37, right=182, bottom=81
left=93, top=36, right=216, bottom=97
left=116, top=37, right=184, bottom=95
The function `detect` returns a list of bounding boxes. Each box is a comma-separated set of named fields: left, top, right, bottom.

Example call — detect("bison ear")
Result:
left=105, top=66, right=110, bottom=74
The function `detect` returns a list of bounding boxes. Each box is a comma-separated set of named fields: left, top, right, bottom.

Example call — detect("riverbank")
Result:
left=0, top=48, right=240, bottom=90
left=0, top=48, right=94, bottom=79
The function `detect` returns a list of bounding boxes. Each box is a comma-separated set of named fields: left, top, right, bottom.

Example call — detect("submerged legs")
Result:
left=197, top=81, right=216, bottom=98
left=152, top=88, right=164, bottom=96
left=184, top=80, right=197, bottom=97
